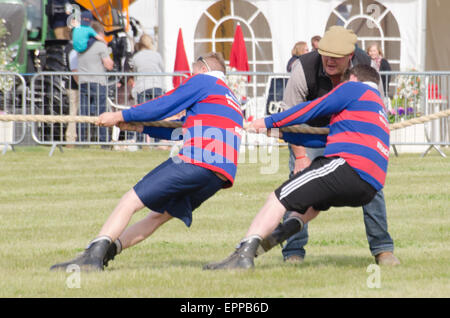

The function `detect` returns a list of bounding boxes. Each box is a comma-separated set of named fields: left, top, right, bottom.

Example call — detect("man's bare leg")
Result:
left=51, top=189, right=148, bottom=271
left=245, top=192, right=320, bottom=239
left=118, top=211, right=173, bottom=249
left=102, top=207, right=173, bottom=267
left=204, top=192, right=320, bottom=270
left=97, top=189, right=146, bottom=241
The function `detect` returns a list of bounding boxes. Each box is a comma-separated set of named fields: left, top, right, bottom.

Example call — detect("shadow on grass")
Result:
left=106, top=255, right=375, bottom=272
left=255, top=254, right=375, bottom=270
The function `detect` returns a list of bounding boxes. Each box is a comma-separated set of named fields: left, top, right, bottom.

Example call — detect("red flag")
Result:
left=173, top=28, right=190, bottom=88
left=229, top=24, right=250, bottom=82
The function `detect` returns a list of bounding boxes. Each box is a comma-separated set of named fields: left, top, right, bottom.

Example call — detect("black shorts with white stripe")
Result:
left=274, top=156, right=377, bottom=214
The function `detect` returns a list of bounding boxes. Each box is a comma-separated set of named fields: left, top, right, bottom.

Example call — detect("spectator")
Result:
left=65, top=46, right=79, bottom=146
left=367, top=43, right=392, bottom=96
left=126, top=34, right=165, bottom=144
left=129, top=34, right=165, bottom=104
left=77, top=21, right=114, bottom=143
left=286, top=41, right=309, bottom=72
left=47, top=0, right=70, bottom=40
left=72, top=11, right=107, bottom=53
left=310, top=35, right=321, bottom=51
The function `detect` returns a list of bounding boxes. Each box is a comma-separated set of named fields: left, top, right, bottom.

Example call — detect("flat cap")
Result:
left=318, top=26, right=357, bottom=58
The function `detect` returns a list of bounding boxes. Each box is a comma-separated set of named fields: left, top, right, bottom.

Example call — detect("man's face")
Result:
left=321, top=53, right=353, bottom=77
left=312, top=40, right=320, bottom=50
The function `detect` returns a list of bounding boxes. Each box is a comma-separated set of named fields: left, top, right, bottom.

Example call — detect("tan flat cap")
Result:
left=318, top=26, right=357, bottom=58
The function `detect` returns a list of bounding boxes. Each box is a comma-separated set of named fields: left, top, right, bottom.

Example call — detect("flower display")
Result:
left=387, top=106, right=417, bottom=123
left=390, top=70, right=423, bottom=123
left=226, top=67, right=247, bottom=104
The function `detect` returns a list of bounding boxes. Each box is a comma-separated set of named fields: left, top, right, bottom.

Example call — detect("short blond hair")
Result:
left=201, top=52, right=227, bottom=74
left=291, top=41, right=308, bottom=56
left=138, top=34, right=154, bottom=51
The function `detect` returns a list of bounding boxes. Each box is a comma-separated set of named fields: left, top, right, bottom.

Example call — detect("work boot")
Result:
left=257, top=215, right=304, bottom=256
left=203, top=235, right=262, bottom=270
left=284, top=255, right=304, bottom=264
left=103, top=239, right=122, bottom=267
left=375, top=252, right=401, bottom=266
left=50, top=237, right=111, bottom=272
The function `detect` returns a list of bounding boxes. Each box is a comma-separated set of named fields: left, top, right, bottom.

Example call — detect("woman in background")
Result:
left=367, top=43, right=392, bottom=96
left=286, top=41, right=309, bottom=73
left=130, top=34, right=165, bottom=103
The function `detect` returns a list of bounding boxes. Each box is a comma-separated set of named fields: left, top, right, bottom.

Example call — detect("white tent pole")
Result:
left=158, top=0, right=165, bottom=66
left=419, top=0, right=427, bottom=71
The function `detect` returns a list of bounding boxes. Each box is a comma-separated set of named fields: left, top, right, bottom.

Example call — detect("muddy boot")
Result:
left=50, top=236, right=112, bottom=272
left=257, top=215, right=304, bottom=256
left=103, top=239, right=122, bottom=268
left=203, top=235, right=262, bottom=270
left=375, top=252, right=400, bottom=266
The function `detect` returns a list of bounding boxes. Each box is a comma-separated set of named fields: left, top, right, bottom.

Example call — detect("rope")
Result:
left=0, top=109, right=449, bottom=134
left=389, top=109, right=450, bottom=131
left=0, top=114, right=182, bottom=129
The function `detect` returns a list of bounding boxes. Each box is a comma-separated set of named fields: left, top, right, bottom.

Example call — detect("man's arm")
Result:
left=282, top=59, right=311, bottom=170
left=102, top=56, right=114, bottom=71
left=117, top=122, right=183, bottom=141
left=282, top=131, right=327, bottom=149
left=265, top=82, right=351, bottom=129
left=95, top=34, right=108, bottom=45
left=97, top=75, right=206, bottom=127
left=121, top=75, right=206, bottom=123
left=283, top=59, right=309, bottom=108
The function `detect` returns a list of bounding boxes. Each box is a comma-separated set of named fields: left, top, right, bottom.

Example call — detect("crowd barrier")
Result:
left=28, top=72, right=187, bottom=154
left=0, top=72, right=27, bottom=154
left=0, top=70, right=449, bottom=157
left=377, top=71, right=449, bottom=156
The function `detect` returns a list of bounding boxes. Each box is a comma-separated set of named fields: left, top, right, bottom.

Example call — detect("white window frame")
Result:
left=194, top=0, right=274, bottom=97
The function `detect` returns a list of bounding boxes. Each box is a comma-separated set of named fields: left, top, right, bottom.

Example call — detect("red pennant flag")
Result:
left=229, top=24, right=250, bottom=82
left=173, top=28, right=190, bottom=88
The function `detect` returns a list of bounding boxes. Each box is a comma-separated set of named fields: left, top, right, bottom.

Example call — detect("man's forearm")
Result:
left=96, top=111, right=124, bottom=127
left=290, top=144, right=307, bottom=158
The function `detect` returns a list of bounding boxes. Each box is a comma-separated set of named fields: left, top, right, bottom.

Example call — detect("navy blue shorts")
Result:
left=134, top=157, right=226, bottom=227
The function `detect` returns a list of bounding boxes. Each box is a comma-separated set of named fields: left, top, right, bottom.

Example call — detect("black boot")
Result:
left=257, top=215, right=304, bottom=256
left=50, top=237, right=112, bottom=272
left=203, top=235, right=262, bottom=270
left=103, top=239, right=122, bottom=267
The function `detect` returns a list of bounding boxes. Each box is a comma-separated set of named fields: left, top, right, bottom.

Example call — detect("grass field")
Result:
left=0, top=146, right=449, bottom=298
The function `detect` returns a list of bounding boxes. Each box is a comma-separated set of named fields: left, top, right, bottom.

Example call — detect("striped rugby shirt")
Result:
left=265, top=81, right=390, bottom=191
left=122, top=71, right=244, bottom=187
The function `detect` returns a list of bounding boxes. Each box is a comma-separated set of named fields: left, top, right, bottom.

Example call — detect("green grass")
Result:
left=0, top=146, right=449, bottom=297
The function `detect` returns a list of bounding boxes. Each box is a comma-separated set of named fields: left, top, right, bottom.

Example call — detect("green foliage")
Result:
left=389, top=71, right=424, bottom=124
left=0, top=18, right=17, bottom=92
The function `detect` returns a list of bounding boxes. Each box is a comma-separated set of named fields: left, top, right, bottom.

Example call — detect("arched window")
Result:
left=326, top=0, right=401, bottom=71
left=194, top=0, right=273, bottom=97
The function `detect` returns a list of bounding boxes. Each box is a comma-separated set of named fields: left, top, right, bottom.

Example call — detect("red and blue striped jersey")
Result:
left=122, top=72, right=244, bottom=187
left=265, top=81, right=390, bottom=191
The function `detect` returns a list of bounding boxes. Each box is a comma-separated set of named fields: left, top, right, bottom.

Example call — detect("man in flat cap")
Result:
left=279, top=26, right=400, bottom=266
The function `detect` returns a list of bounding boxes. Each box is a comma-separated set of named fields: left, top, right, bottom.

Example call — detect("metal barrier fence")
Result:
left=29, top=72, right=188, bottom=154
left=235, top=70, right=450, bottom=156
left=379, top=71, right=450, bottom=156
left=1, top=70, right=449, bottom=156
left=0, top=72, right=27, bottom=154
